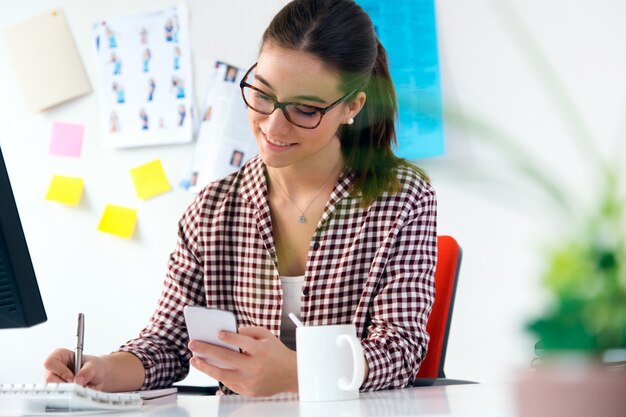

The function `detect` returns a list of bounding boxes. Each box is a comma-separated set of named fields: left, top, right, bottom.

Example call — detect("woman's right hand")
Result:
left=43, top=348, right=109, bottom=390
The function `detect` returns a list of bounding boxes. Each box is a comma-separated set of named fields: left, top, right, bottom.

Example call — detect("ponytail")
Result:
left=340, top=41, right=429, bottom=206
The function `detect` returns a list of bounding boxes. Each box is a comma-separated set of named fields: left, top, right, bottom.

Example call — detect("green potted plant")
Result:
left=442, top=93, right=626, bottom=417
left=515, top=170, right=626, bottom=417
left=528, top=174, right=626, bottom=355
left=434, top=3, right=626, bottom=416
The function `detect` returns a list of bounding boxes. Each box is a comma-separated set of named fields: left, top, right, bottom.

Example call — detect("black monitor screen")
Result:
left=0, top=145, right=47, bottom=328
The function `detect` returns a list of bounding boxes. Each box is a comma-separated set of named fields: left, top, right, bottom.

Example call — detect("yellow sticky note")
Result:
left=45, top=175, right=83, bottom=205
left=97, top=204, right=137, bottom=239
left=130, top=159, right=171, bottom=200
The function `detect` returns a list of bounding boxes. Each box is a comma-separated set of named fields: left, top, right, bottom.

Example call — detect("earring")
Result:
left=346, top=117, right=354, bottom=125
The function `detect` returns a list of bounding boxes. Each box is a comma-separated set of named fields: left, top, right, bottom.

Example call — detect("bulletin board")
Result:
left=0, top=0, right=287, bottom=385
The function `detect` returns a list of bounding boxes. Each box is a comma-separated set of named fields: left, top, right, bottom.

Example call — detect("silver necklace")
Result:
left=268, top=162, right=340, bottom=224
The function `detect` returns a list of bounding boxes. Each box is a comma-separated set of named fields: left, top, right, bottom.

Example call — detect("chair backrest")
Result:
left=416, top=235, right=462, bottom=379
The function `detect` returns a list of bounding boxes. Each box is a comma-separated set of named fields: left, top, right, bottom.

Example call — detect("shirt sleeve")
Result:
left=360, top=185, right=437, bottom=391
left=117, top=195, right=207, bottom=389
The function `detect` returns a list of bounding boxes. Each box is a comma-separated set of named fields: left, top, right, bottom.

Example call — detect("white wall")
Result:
left=1, top=0, right=624, bottom=385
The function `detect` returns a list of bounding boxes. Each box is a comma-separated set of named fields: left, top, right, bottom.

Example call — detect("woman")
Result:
left=44, top=0, right=436, bottom=397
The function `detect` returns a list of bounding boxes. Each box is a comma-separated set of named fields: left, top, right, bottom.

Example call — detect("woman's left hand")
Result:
left=188, top=326, right=298, bottom=397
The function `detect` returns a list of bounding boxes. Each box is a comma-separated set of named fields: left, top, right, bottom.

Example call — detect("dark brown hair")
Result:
left=262, top=0, right=429, bottom=206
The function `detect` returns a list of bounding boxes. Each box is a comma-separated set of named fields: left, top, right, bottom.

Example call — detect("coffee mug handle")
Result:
left=336, top=334, right=365, bottom=391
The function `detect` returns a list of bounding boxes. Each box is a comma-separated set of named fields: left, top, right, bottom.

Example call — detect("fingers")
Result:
left=44, top=373, right=70, bottom=384
left=74, top=362, right=98, bottom=386
left=222, top=327, right=272, bottom=353
left=43, top=349, right=101, bottom=387
left=237, top=326, right=271, bottom=339
left=189, top=341, right=243, bottom=368
left=43, top=348, right=75, bottom=383
left=190, top=356, right=258, bottom=397
left=190, top=327, right=297, bottom=397
left=189, top=356, right=238, bottom=385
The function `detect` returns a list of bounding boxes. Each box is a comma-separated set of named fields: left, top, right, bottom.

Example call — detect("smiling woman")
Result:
left=43, top=0, right=437, bottom=398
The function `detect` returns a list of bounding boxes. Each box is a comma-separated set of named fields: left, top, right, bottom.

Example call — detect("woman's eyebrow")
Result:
left=293, top=94, right=327, bottom=104
left=255, top=74, right=327, bottom=104
left=255, top=74, right=274, bottom=90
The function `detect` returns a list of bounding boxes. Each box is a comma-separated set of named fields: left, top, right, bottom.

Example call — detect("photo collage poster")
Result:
left=180, top=61, right=257, bottom=193
left=92, top=6, right=194, bottom=148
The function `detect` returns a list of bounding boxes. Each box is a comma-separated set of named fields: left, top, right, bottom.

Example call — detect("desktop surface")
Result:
left=27, top=384, right=513, bottom=417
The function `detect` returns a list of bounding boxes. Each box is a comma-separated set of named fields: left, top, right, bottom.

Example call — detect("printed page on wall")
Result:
left=91, top=6, right=194, bottom=148
left=179, top=61, right=257, bottom=193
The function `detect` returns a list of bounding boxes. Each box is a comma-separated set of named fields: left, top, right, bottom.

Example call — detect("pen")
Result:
left=74, top=313, right=84, bottom=375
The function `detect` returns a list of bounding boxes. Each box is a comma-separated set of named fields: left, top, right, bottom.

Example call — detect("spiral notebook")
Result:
left=0, top=383, right=177, bottom=414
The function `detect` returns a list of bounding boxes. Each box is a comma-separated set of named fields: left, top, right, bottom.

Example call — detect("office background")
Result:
left=1, top=0, right=624, bottom=385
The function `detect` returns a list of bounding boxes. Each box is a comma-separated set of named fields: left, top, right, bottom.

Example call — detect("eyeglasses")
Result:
left=239, top=63, right=357, bottom=129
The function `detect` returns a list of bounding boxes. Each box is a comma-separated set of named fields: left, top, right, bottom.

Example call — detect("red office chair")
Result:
left=414, top=235, right=475, bottom=386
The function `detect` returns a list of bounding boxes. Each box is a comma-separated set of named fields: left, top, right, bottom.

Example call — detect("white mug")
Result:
left=296, top=324, right=365, bottom=402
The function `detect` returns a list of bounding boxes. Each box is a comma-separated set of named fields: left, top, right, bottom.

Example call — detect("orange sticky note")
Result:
left=130, top=159, right=171, bottom=200
left=45, top=175, right=83, bottom=205
left=97, top=204, right=137, bottom=239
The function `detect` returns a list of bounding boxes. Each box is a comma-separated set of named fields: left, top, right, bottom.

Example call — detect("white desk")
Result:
left=137, top=384, right=515, bottom=417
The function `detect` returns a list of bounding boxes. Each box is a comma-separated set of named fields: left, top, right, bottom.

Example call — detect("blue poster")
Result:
left=357, top=0, right=444, bottom=159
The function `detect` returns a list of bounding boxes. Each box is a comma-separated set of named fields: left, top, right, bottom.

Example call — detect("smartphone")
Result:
left=183, top=306, right=238, bottom=368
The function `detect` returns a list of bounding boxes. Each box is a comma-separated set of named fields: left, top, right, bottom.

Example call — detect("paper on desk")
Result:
left=45, top=175, right=84, bottom=205
left=49, top=122, right=85, bottom=157
left=137, top=388, right=177, bottom=405
left=0, top=406, right=128, bottom=417
left=97, top=204, right=137, bottom=239
left=130, top=159, right=171, bottom=200
left=1, top=8, right=91, bottom=111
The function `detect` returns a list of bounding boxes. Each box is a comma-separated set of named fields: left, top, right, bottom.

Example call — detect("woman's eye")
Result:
left=293, top=106, right=318, bottom=117
left=254, top=91, right=272, bottom=102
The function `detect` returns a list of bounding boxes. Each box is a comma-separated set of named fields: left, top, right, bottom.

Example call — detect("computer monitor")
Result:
left=0, top=145, right=47, bottom=328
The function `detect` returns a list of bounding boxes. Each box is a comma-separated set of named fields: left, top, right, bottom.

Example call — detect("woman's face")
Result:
left=247, top=43, right=363, bottom=170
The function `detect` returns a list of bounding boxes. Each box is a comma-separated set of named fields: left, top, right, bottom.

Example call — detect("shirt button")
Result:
left=302, top=288, right=309, bottom=296
left=312, top=242, right=321, bottom=250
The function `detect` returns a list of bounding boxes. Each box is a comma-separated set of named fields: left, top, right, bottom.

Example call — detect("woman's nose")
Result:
left=265, top=107, right=292, bottom=137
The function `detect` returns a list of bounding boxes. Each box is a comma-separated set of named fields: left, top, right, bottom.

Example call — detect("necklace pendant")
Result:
left=298, top=215, right=306, bottom=223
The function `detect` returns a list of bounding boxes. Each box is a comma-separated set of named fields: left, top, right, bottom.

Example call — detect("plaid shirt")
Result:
left=119, top=155, right=437, bottom=393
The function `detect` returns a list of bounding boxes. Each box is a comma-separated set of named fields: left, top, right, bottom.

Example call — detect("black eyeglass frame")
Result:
left=239, top=62, right=358, bottom=129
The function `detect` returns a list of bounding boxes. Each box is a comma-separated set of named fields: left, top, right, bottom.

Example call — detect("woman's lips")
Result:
left=262, top=131, right=297, bottom=149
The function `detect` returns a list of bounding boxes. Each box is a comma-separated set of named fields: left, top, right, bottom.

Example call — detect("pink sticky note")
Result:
left=49, top=122, right=84, bottom=157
